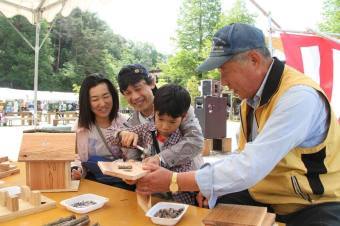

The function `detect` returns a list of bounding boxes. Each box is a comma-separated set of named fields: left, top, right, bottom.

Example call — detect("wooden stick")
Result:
left=43, top=215, right=76, bottom=226
left=6, top=195, right=19, bottom=212
left=30, top=190, right=41, bottom=206
left=0, top=190, right=8, bottom=206
left=61, top=215, right=89, bottom=226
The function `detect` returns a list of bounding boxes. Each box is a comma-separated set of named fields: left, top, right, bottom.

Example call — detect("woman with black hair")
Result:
left=71, top=73, right=133, bottom=189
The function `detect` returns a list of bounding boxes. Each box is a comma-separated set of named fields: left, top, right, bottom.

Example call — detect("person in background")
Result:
left=134, top=23, right=340, bottom=225
left=106, top=84, right=200, bottom=205
left=116, top=64, right=203, bottom=170
left=71, top=73, right=134, bottom=190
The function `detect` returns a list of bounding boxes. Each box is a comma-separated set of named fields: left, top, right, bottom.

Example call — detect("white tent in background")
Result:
left=0, top=88, right=78, bottom=102
left=0, top=0, right=106, bottom=126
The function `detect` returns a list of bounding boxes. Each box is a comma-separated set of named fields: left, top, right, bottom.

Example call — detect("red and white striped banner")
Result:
left=280, top=33, right=340, bottom=119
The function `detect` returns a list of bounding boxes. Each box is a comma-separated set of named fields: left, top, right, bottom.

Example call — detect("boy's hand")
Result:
left=71, top=168, right=82, bottom=180
left=196, top=192, right=209, bottom=208
left=119, top=131, right=138, bottom=147
left=142, top=155, right=160, bottom=165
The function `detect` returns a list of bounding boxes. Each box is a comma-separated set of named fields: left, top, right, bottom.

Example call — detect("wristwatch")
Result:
left=169, top=172, right=179, bottom=193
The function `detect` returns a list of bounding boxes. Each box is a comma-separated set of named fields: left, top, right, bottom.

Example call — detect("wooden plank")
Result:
left=0, top=189, right=56, bottom=222
left=0, top=157, right=8, bottom=163
left=64, top=162, right=71, bottom=189
left=262, top=213, right=276, bottom=226
left=202, top=139, right=213, bottom=156
left=26, top=162, right=66, bottom=190
left=98, top=161, right=147, bottom=180
left=0, top=169, right=20, bottom=179
left=0, top=162, right=17, bottom=171
left=35, top=180, right=80, bottom=193
left=202, top=204, right=267, bottom=226
left=18, top=133, right=76, bottom=161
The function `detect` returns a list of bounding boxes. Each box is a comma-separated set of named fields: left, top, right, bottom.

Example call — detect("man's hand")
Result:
left=136, top=163, right=172, bottom=195
left=119, top=131, right=138, bottom=147
left=142, top=155, right=160, bottom=165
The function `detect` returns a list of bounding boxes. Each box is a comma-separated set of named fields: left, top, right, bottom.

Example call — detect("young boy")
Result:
left=106, top=84, right=198, bottom=205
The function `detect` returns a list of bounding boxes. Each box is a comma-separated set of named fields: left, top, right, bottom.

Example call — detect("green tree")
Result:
left=0, top=15, right=53, bottom=90
left=176, top=0, right=221, bottom=55
left=217, top=0, right=256, bottom=29
left=319, top=0, right=340, bottom=33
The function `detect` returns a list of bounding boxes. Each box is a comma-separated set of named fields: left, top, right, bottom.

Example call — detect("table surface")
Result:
left=1, top=163, right=210, bottom=226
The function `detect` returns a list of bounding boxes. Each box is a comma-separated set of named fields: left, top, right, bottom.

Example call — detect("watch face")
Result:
left=170, top=183, right=179, bottom=193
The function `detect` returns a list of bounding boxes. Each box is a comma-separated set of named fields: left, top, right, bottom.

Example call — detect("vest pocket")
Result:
left=291, top=176, right=312, bottom=202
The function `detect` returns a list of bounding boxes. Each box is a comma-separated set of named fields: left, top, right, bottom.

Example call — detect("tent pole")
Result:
left=267, top=13, right=273, bottom=56
left=33, top=17, right=40, bottom=128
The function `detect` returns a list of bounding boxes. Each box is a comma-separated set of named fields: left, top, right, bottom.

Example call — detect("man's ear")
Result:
left=248, top=50, right=261, bottom=66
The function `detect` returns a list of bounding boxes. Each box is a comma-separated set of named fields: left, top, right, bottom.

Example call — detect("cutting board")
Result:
left=98, top=161, right=148, bottom=180
left=202, top=204, right=274, bottom=226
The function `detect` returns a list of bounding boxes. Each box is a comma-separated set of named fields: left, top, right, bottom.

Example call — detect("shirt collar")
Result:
left=247, top=59, right=274, bottom=109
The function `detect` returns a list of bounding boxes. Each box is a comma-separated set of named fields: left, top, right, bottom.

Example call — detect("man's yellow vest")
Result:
left=238, top=58, right=340, bottom=215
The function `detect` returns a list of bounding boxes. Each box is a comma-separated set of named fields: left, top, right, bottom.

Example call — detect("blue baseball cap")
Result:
left=197, top=23, right=266, bottom=72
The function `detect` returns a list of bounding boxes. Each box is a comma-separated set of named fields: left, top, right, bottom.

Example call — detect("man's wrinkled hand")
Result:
left=136, top=163, right=172, bottom=195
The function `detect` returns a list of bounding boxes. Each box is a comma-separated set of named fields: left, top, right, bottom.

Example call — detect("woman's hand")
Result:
left=71, top=167, right=82, bottom=180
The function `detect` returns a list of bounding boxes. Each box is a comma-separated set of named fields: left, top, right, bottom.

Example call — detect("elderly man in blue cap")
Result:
left=135, top=23, right=340, bottom=225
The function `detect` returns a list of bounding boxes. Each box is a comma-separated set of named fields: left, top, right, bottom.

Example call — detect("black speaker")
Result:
left=200, top=79, right=221, bottom=97
left=194, top=96, right=227, bottom=139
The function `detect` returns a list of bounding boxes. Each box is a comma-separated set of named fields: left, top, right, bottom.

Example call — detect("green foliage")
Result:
left=0, top=8, right=165, bottom=93
left=217, top=0, right=256, bottom=28
left=0, top=16, right=53, bottom=90
left=186, top=76, right=201, bottom=104
left=176, top=0, right=221, bottom=54
left=319, top=0, right=340, bottom=33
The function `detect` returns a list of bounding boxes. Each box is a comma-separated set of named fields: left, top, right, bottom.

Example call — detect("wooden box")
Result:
left=18, top=131, right=79, bottom=192
left=202, top=204, right=275, bottom=226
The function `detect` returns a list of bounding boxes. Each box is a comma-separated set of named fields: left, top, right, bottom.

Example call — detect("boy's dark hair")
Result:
left=154, top=84, right=191, bottom=118
left=117, top=64, right=157, bottom=94
left=78, top=73, right=119, bottom=130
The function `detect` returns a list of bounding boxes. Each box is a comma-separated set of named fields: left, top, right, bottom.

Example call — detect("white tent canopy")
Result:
left=0, top=87, right=78, bottom=102
left=0, top=0, right=103, bottom=126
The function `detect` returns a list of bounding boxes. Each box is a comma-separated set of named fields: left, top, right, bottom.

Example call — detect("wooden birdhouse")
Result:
left=18, top=130, right=79, bottom=192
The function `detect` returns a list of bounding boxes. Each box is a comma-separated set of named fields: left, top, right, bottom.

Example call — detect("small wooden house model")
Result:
left=18, top=131, right=79, bottom=192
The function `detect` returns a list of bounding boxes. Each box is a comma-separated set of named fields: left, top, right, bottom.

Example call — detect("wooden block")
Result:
left=0, top=190, right=8, bottom=206
left=222, top=138, right=232, bottom=153
left=64, top=162, right=71, bottom=189
left=202, top=204, right=267, bottom=226
left=262, top=213, right=276, bottom=226
left=20, top=186, right=31, bottom=201
left=202, top=139, right=213, bottom=156
left=98, top=161, right=147, bottom=180
left=0, top=162, right=17, bottom=171
left=29, top=191, right=41, bottom=207
left=0, top=156, right=8, bottom=163
left=137, top=194, right=151, bottom=212
left=0, top=191, right=56, bottom=222
left=0, top=168, right=20, bottom=179
left=6, top=195, right=19, bottom=212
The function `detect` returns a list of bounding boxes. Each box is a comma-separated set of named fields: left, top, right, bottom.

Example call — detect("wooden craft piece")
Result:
left=98, top=161, right=148, bottom=180
left=0, top=190, right=8, bottom=206
left=202, top=204, right=270, bottom=226
left=0, top=185, right=56, bottom=222
left=19, top=186, right=30, bottom=201
left=18, top=132, right=79, bottom=192
left=29, top=191, right=41, bottom=207
left=0, top=157, right=8, bottom=163
left=0, top=168, right=20, bottom=179
left=137, top=194, right=151, bottom=213
left=6, top=195, right=19, bottom=212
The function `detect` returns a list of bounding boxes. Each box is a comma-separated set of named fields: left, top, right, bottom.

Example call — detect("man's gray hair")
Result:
left=231, top=47, right=271, bottom=62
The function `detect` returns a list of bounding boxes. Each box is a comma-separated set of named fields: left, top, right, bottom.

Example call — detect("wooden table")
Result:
left=1, top=163, right=210, bottom=226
